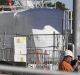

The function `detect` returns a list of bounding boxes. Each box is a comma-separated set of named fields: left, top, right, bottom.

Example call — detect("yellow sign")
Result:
left=14, top=37, right=27, bottom=55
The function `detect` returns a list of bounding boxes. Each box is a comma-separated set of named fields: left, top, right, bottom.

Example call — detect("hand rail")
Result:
left=0, top=65, right=79, bottom=75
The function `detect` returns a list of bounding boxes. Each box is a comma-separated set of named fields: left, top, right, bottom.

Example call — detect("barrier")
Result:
left=0, top=65, right=79, bottom=75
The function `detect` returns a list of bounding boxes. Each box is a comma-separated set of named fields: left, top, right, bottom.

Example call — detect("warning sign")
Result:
left=14, top=37, right=27, bottom=54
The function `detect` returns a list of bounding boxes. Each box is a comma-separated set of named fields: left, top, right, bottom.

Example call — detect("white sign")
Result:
left=14, top=54, right=26, bottom=62
left=14, top=37, right=27, bottom=54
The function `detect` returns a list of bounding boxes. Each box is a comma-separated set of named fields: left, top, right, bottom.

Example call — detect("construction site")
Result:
left=0, top=0, right=80, bottom=75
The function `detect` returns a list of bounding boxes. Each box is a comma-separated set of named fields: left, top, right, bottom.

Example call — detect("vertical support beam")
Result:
left=63, top=11, right=65, bottom=31
left=71, top=11, right=73, bottom=34
left=75, top=0, right=80, bottom=56
left=55, top=0, right=56, bottom=9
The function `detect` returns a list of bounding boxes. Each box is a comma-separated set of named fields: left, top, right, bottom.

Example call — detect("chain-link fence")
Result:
left=0, top=48, right=14, bottom=61
left=27, top=34, right=65, bottom=71
left=27, top=49, right=64, bottom=71
left=0, top=33, right=65, bottom=71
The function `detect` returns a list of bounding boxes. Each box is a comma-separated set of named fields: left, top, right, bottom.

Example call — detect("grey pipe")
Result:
left=0, top=65, right=78, bottom=75
left=74, top=0, right=80, bottom=56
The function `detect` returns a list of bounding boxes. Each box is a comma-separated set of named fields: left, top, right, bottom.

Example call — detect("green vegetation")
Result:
left=45, top=1, right=68, bottom=10
left=0, top=0, right=7, bottom=5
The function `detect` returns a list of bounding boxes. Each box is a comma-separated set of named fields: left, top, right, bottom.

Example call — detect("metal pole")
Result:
left=71, top=11, right=73, bottom=34
left=52, top=32, right=55, bottom=70
left=0, top=65, right=79, bottom=75
left=75, top=0, right=80, bottom=56
left=55, top=0, right=56, bottom=9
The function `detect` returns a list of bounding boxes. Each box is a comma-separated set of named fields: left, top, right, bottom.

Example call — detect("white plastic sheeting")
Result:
left=20, top=0, right=34, bottom=8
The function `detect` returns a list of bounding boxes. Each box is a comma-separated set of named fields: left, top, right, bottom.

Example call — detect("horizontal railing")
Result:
left=0, top=65, right=79, bottom=75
